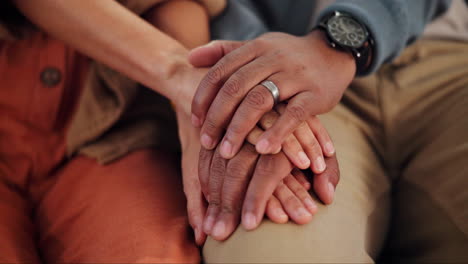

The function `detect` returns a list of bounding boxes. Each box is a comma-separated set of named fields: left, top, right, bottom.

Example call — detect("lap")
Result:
left=35, top=149, right=200, bottom=263
left=0, top=180, right=41, bottom=263
left=203, top=102, right=392, bottom=263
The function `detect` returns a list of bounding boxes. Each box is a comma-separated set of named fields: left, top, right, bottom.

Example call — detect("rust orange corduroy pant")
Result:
left=0, top=33, right=200, bottom=263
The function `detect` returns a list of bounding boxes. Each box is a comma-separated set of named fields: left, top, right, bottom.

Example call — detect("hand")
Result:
left=199, top=142, right=318, bottom=241
left=176, top=110, right=207, bottom=245
left=265, top=170, right=318, bottom=225
left=199, top=141, right=340, bottom=241
left=199, top=112, right=339, bottom=240
left=198, top=103, right=337, bottom=205
left=189, top=31, right=355, bottom=159
left=254, top=104, right=335, bottom=174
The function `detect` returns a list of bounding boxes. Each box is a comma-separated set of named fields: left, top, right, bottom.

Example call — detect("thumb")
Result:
left=313, top=154, right=340, bottom=205
left=188, top=40, right=245, bottom=67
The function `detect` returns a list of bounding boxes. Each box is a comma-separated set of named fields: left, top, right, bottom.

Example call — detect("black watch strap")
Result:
left=315, top=11, right=374, bottom=75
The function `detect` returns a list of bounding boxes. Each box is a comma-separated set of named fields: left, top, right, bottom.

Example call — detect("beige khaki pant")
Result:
left=203, top=39, right=468, bottom=263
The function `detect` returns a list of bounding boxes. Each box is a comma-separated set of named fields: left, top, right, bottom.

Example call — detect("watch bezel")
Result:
left=325, top=11, right=369, bottom=49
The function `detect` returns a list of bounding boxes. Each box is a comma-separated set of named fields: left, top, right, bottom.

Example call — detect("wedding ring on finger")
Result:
left=261, top=80, right=280, bottom=106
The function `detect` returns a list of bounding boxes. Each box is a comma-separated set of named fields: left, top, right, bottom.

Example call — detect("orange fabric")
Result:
left=0, top=32, right=199, bottom=263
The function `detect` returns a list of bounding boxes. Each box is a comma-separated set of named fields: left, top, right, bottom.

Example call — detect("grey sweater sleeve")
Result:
left=317, top=0, right=452, bottom=75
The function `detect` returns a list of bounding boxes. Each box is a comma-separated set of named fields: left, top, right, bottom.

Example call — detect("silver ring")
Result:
left=261, top=80, right=280, bottom=105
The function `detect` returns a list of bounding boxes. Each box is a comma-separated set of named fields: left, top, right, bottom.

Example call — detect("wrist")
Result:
left=145, top=48, right=192, bottom=100
left=304, top=30, right=356, bottom=78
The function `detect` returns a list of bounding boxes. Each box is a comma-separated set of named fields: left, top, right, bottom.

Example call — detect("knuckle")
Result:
left=199, top=149, right=212, bottom=163
left=188, top=210, right=200, bottom=224
left=303, top=137, right=320, bottom=154
left=284, top=196, right=300, bottom=209
left=203, top=118, right=219, bottom=135
left=245, top=90, right=270, bottom=110
left=209, top=198, right=221, bottom=208
left=252, top=38, right=270, bottom=51
left=222, top=78, right=242, bottom=99
left=205, top=66, right=224, bottom=86
left=210, top=161, right=225, bottom=177
left=282, top=135, right=297, bottom=148
left=290, top=183, right=305, bottom=196
left=286, top=104, right=307, bottom=122
left=221, top=202, right=241, bottom=216
left=256, top=157, right=276, bottom=177
left=226, top=161, right=250, bottom=180
left=260, top=112, right=277, bottom=128
left=272, top=50, right=287, bottom=61
left=275, top=181, right=287, bottom=192
left=227, top=122, right=245, bottom=136
left=284, top=177, right=301, bottom=192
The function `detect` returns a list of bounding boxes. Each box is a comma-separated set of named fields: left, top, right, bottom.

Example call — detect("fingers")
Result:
left=273, top=180, right=312, bottom=225
left=218, top=84, right=281, bottom=158
left=285, top=172, right=317, bottom=214
left=188, top=40, right=245, bottom=68
left=241, top=152, right=293, bottom=230
left=313, top=154, right=340, bottom=205
left=276, top=105, right=326, bottom=173
left=198, top=57, right=278, bottom=150
left=292, top=169, right=311, bottom=190
left=191, top=42, right=261, bottom=128
left=203, top=147, right=227, bottom=234
left=259, top=110, right=310, bottom=169
left=265, top=196, right=289, bottom=224
left=256, top=91, right=317, bottom=155
left=210, top=144, right=259, bottom=241
left=184, top=182, right=208, bottom=245
left=198, top=147, right=214, bottom=201
left=307, top=116, right=335, bottom=157
left=182, top=144, right=207, bottom=245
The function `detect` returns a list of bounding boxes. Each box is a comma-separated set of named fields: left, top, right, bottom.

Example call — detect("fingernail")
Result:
left=201, top=134, right=214, bottom=149
left=296, top=207, right=312, bottom=219
left=298, top=151, right=311, bottom=168
left=325, top=142, right=335, bottom=156
left=315, top=157, right=326, bottom=173
left=221, top=140, right=233, bottom=158
left=328, top=182, right=335, bottom=203
left=256, top=139, right=271, bottom=153
left=243, top=212, right=257, bottom=230
left=203, top=215, right=215, bottom=234
left=304, top=198, right=317, bottom=213
left=275, top=208, right=288, bottom=220
left=212, top=221, right=225, bottom=239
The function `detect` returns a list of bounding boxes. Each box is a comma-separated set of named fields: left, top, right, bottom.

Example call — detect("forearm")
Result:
left=13, top=0, right=191, bottom=102
left=145, top=0, right=210, bottom=50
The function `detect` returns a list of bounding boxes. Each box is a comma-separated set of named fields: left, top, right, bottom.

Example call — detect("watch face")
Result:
left=326, top=15, right=367, bottom=48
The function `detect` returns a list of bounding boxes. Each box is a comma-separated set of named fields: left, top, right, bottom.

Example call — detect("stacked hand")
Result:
left=177, top=30, right=355, bottom=243
left=177, top=110, right=337, bottom=244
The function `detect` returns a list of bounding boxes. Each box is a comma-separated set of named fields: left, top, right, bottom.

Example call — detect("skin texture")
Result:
left=12, top=0, right=341, bottom=244
left=176, top=109, right=330, bottom=244
left=188, top=32, right=350, bottom=239
left=190, top=31, right=355, bottom=161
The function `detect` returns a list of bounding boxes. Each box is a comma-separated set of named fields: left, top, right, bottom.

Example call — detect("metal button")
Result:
left=40, top=67, right=62, bottom=87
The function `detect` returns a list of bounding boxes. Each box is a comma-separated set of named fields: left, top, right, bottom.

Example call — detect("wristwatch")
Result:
left=316, top=11, right=374, bottom=75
